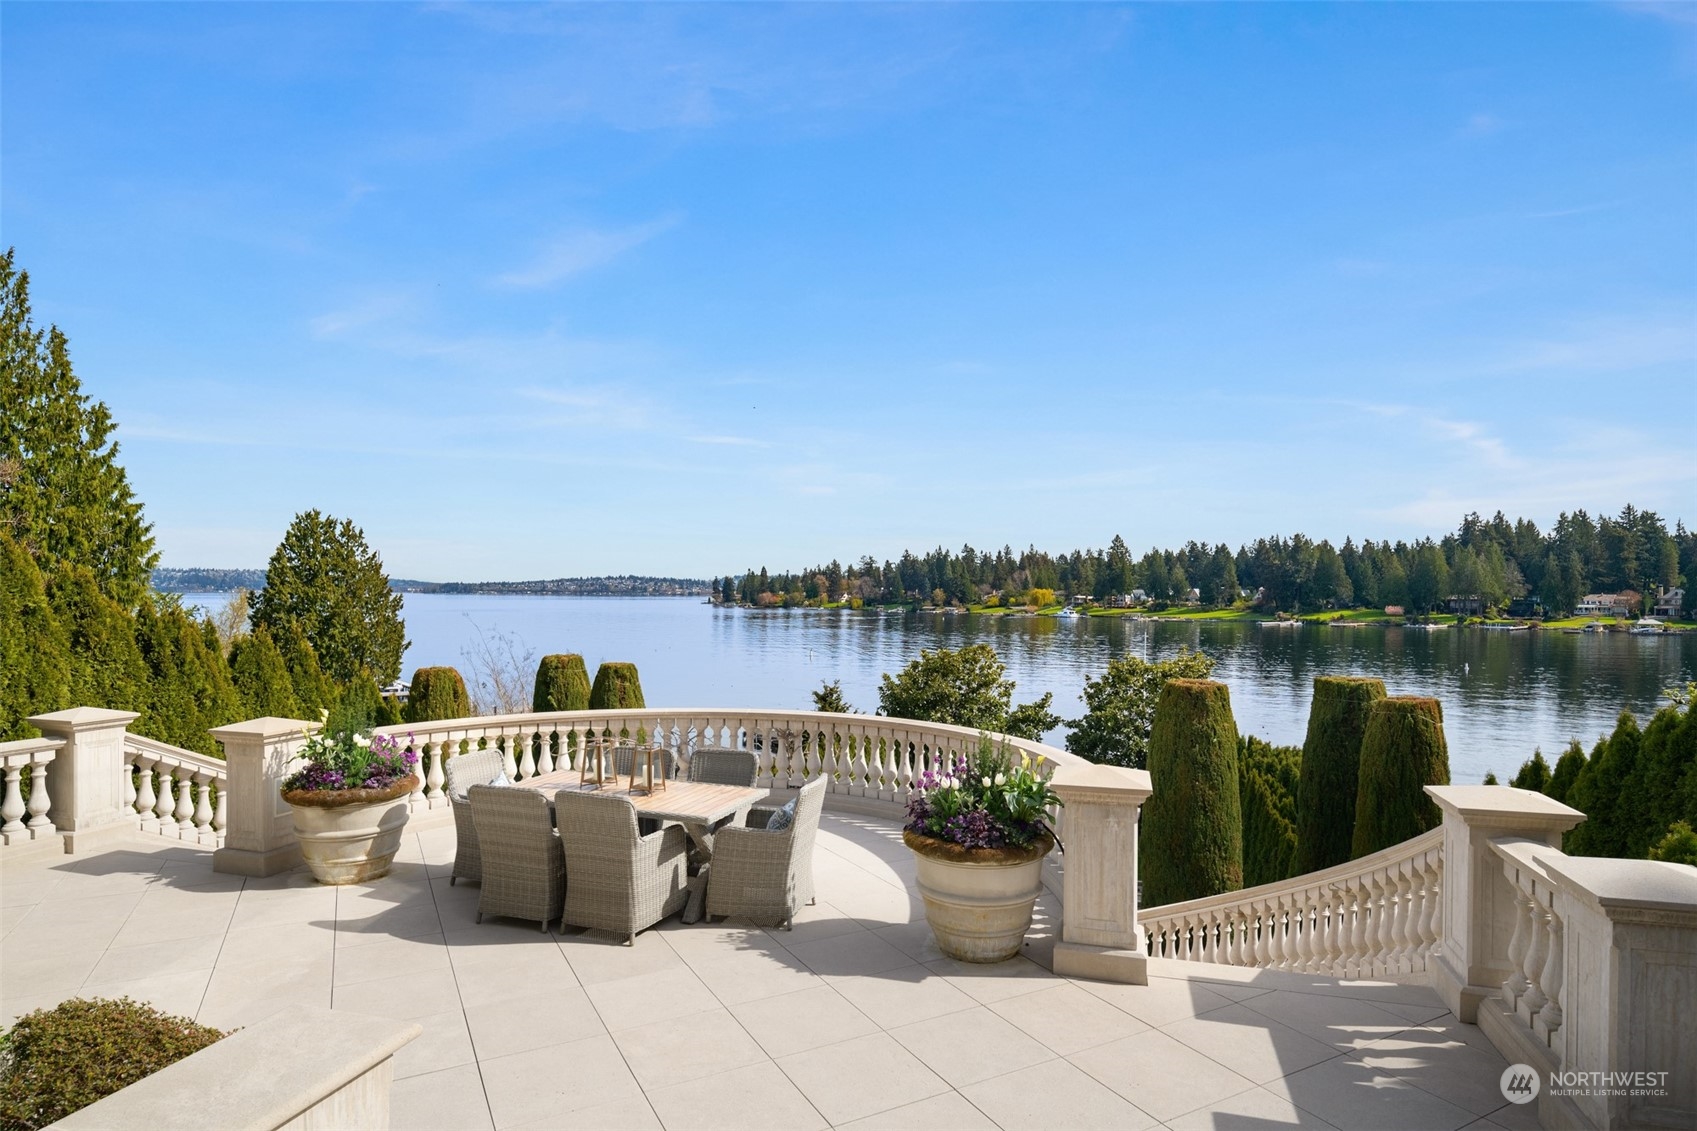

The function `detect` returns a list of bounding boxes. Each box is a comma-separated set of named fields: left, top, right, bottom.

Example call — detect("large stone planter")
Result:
left=282, top=775, right=418, bottom=885
left=904, top=829, right=1054, bottom=962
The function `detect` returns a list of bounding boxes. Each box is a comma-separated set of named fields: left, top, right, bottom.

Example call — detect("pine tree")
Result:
left=0, top=531, right=70, bottom=738
left=589, top=662, right=646, bottom=710
left=405, top=667, right=471, bottom=723
left=1565, top=713, right=1642, bottom=858
left=532, top=654, right=591, bottom=712
left=45, top=562, right=149, bottom=715
left=1545, top=740, right=1586, bottom=805
left=1142, top=679, right=1243, bottom=906
left=1510, top=749, right=1552, bottom=793
left=1296, top=676, right=1386, bottom=873
left=1, top=249, right=157, bottom=608
left=1351, top=696, right=1451, bottom=858
left=1239, top=736, right=1299, bottom=887
left=228, top=627, right=301, bottom=720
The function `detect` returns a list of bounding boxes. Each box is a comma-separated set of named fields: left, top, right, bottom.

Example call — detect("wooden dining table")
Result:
left=511, top=770, right=767, bottom=923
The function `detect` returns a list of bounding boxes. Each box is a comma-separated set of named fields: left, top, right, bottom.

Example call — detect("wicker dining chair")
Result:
left=686, top=749, right=758, bottom=787
left=705, top=776, right=825, bottom=929
left=555, top=790, right=689, bottom=945
left=445, top=749, right=506, bottom=886
left=468, top=785, right=565, bottom=932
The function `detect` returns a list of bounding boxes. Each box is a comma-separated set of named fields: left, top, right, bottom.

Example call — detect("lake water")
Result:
left=184, top=593, right=1697, bottom=785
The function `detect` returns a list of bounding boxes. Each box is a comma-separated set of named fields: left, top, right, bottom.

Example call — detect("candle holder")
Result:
left=627, top=745, right=669, bottom=795
left=579, top=739, right=617, bottom=789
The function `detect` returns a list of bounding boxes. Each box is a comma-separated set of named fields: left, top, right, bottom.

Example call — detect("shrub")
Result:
left=812, top=680, right=852, bottom=713
left=1510, top=749, right=1551, bottom=793
left=1649, top=820, right=1697, bottom=866
left=1066, top=649, right=1214, bottom=769
left=1142, top=679, right=1243, bottom=906
left=404, top=666, right=470, bottom=723
left=1351, top=696, right=1450, bottom=858
left=1295, top=676, right=1385, bottom=874
left=0, top=997, right=225, bottom=1130
left=1239, top=736, right=1299, bottom=887
left=45, top=563, right=148, bottom=717
left=589, top=662, right=646, bottom=710
left=131, top=598, right=241, bottom=755
left=1545, top=740, right=1586, bottom=805
left=0, top=532, right=70, bottom=739
left=532, top=654, right=590, bottom=712
left=228, top=627, right=299, bottom=720
left=877, top=644, right=1056, bottom=739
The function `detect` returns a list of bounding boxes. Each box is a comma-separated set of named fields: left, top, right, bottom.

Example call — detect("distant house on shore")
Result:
left=1653, top=587, right=1685, bottom=618
left=1445, top=596, right=1487, bottom=617
left=1507, top=596, right=1545, bottom=619
left=1576, top=593, right=1633, bottom=618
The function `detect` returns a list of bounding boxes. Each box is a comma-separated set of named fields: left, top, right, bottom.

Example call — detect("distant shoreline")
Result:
left=151, top=567, right=712, bottom=598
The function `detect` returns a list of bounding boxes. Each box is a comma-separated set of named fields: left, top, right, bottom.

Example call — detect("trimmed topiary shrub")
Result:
left=1239, top=736, right=1299, bottom=888
left=404, top=666, right=470, bottom=723
left=588, top=662, right=645, bottom=711
left=0, top=997, right=226, bottom=1130
left=1142, top=679, right=1243, bottom=906
left=1296, top=676, right=1386, bottom=875
left=1351, top=696, right=1450, bottom=858
left=533, top=654, right=591, bottom=712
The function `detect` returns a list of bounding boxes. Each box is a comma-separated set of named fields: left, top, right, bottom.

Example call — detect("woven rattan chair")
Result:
left=445, top=749, right=505, bottom=886
left=686, top=749, right=757, bottom=787
left=468, top=784, right=565, bottom=932
left=555, top=790, right=690, bottom=945
left=705, top=776, right=825, bottom=929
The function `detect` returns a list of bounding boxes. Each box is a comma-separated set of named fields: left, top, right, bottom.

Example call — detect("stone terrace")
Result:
left=1, top=813, right=1536, bottom=1131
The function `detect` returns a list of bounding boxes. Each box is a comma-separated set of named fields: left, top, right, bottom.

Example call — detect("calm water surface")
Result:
left=186, top=594, right=1696, bottom=785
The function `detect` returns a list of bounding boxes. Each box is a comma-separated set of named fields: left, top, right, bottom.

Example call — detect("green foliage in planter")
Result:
left=1239, top=736, right=1299, bottom=887
left=45, top=563, right=148, bottom=718
left=1142, top=679, right=1243, bottom=906
left=0, top=532, right=70, bottom=739
left=404, top=666, right=470, bottom=723
left=589, top=662, right=646, bottom=711
left=1296, top=676, right=1386, bottom=874
left=1351, top=696, right=1450, bottom=858
left=131, top=598, right=241, bottom=756
left=533, top=654, right=590, bottom=712
left=228, top=627, right=299, bottom=720
left=0, top=997, right=226, bottom=1131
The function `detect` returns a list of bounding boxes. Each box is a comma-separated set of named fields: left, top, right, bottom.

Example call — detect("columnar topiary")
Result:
left=404, top=666, right=471, bottom=723
left=1296, top=676, right=1386, bottom=874
left=533, top=654, right=591, bottom=712
left=588, top=662, right=645, bottom=710
left=1239, top=736, right=1299, bottom=887
left=1142, top=679, right=1243, bottom=906
left=1351, top=696, right=1450, bottom=858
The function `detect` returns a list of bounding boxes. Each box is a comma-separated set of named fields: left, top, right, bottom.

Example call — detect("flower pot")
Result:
left=904, top=829, right=1054, bottom=963
left=282, top=775, right=418, bottom=885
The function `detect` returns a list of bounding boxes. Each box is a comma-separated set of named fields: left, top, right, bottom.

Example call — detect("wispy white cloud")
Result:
left=492, top=213, right=681, bottom=289
left=309, top=292, right=412, bottom=339
left=1458, top=112, right=1506, bottom=138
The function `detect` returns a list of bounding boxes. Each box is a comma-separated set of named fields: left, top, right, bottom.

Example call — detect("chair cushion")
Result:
left=491, top=771, right=511, bottom=787
left=766, top=799, right=797, bottom=832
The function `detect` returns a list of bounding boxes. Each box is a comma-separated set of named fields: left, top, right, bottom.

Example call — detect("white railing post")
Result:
left=27, top=707, right=140, bottom=852
left=211, top=716, right=319, bottom=877
left=1048, top=762, right=1153, bottom=985
left=1424, top=785, right=1585, bottom=1023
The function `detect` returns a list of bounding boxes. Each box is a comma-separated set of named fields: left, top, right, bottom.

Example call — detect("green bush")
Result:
left=1562, top=705, right=1696, bottom=860
left=275, top=622, right=332, bottom=719
left=588, top=662, right=646, bottom=711
left=1142, top=679, right=1243, bottom=906
left=1239, top=736, right=1299, bottom=887
left=131, top=598, right=241, bottom=755
left=1649, top=820, right=1697, bottom=866
left=0, top=997, right=225, bottom=1130
left=404, top=666, right=470, bottom=723
left=45, top=563, right=148, bottom=718
left=0, top=532, right=70, bottom=739
left=228, top=627, right=300, bottom=720
left=1295, top=676, right=1385, bottom=874
left=1545, top=740, right=1586, bottom=805
left=1351, top=696, right=1450, bottom=858
left=1510, top=749, right=1551, bottom=793
left=533, top=654, right=590, bottom=712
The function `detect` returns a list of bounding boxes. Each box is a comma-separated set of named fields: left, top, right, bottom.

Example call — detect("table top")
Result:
left=514, top=771, right=765, bottom=826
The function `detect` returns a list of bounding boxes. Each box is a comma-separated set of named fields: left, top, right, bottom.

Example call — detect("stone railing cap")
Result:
left=27, top=706, right=141, bottom=731
left=210, top=716, right=322, bottom=742
left=53, top=1005, right=421, bottom=1131
left=1537, top=855, right=1697, bottom=917
left=1424, top=784, right=1584, bottom=826
left=1049, top=762, right=1153, bottom=801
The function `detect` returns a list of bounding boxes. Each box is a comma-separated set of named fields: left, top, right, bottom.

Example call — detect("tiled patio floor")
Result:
left=2, top=813, right=1538, bottom=1130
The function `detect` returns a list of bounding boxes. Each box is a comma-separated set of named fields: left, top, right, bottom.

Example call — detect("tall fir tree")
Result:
left=132, top=599, right=243, bottom=755
left=1296, top=676, right=1386, bottom=873
left=0, top=531, right=70, bottom=738
left=45, top=562, right=149, bottom=715
left=228, top=627, right=301, bottom=720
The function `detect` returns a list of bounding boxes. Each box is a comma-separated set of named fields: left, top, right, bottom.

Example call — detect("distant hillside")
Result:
left=153, top=568, right=710, bottom=597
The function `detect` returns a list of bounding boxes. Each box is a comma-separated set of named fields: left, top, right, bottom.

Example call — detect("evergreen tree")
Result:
left=0, top=531, right=70, bottom=738
left=532, top=654, right=591, bottom=712
left=404, top=667, right=471, bottom=723
left=1545, top=740, right=1586, bottom=805
left=249, top=510, right=407, bottom=685
left=877, top=644, right=1056, bottom=739
left=1, top=250, right=157, bottom=608
left=329, top=669, right=398, bottom=735
left=228, top=627, right=301, bottom=720
left=1351, top=696, right=1450, bottom=858
left=132, top=598, right=242, bottom=755
left=812, top=680, right=853, bottom=713
left=45, top=562, right=148, bottom=715
left=1142, top=679, right=1243, bottom=906
left=588, top=662, right=646, bottom=710
left=1239, top=736, right=1299, bottom=887
left=1066, top=650, right=1215, bottom=769
left=275, top=622, right=332, bottom=718
left=1510, top=749, right=1552, bottom=793
left=1296, top=676, right=1386, bottom=873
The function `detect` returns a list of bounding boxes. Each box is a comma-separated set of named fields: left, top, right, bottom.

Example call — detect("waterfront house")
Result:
left=1576, top=593, right=1634, bottom=618
left=1653, top=587, right=1685, bottom=618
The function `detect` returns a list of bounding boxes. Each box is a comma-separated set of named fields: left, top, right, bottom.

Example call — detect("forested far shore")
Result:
left=152, top=568, right=713, bottom=598
left=717, top=505, right=1695, bottom=620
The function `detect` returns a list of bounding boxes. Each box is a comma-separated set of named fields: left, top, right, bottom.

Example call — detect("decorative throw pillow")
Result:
left=766, top=799, right=797, bottom=832
left=491, top=771, right=512, bottom=788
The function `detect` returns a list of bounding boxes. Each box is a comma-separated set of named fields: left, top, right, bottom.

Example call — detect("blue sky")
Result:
left=5, top=3, right=1694, bottom=580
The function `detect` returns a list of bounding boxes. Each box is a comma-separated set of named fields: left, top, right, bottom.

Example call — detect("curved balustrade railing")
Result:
left=1491, top=837, right=1567, bottom=1051
left=375, top=708, right=1087, bottom=826
left=1141, top=826, right=1444, bottom=981
left=0, top=736, right=64, bottom=846
left=122, top=734, right=228, bottom=846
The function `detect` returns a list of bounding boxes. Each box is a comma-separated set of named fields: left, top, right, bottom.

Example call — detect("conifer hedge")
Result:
left=533, top=654, right=591, bottom=712
left=0, top=532, right=70, bottom=738
left=228, top=627, right=299, bottom=720
left=1142, top=679, right=1243, bottom=906
left=47, top=563, right=149, bottom=717
left=405, top=666, right=471, bottom=723
left=588, top=662, right=645, bottom=711
left=1239, top=736, right=1300, bottom=887
left=1296, top=676, right=1385, bottom=874
left=1351, top=696, right=1450, bottom=858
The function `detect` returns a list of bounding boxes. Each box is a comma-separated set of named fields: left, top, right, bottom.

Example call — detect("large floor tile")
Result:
left=1239, top=987, right=1419, bottom=1052
left=1164, top=1085, right=1341, bottom=1130
left=890, top=1004, right=1055, bottom=1087
left=583, top=963, right=720, bottom=1032
left=774, top=1032, right=950, bottom=1125
left=987, top=981, right=1150, bottom=1055
left=390, top=1009, right=478, bottom=1081
left=332, top=932, right=450, bottom=986
left=728, top=984, right=880, bottom=1059
left=217, top=921, right=336, bottom=968
left=333, top=968, right=463, bottom=1021
left=77, top=969, right=212, bottom=1022
left=465, top=984, right=606, bottom=1062
left=785, top=929, right=913, bottom=977
left=1266, top=1053, right=1477, bottom=1131
left=505, top=1095, right=662, bottom=1131
left=1076, top=972, right=1241, bottom=1028
left=835, top=1090, right=999, bottom=1131
left=645, top=1057, right=826, bottom=1131
left=681, top=942, right=822, bottom=1006
left=1162, top=1002, right=1346, bottom=1085
left=1069, top=1028, right=1260, bottom=1123
left=961, top=1055, right=1159, bottom=1131
left=611, top=1007, right=767, bottom=1091
left=1353, top=1018, right=1515, bottom=1117
left=84, top=933, right=224, bottom=985
left=391, top=1061, right=494, bottom=1131
left=479, top=1032, right=645, bottom=1126
left=822, top=964, right=976, bottom=1029
left=923, top=953, right=1057, bottom=1005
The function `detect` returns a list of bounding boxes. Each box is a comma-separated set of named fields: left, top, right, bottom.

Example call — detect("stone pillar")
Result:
left=211, top=716, right=318, bottom=878
left=1049, top=762, right=1154, bottom=984
left=1538, top=856, right=1697, bottom=1131
left=1425, top=785, right=1584, bottom=1022
left=27, top=707, right=141, bottom=853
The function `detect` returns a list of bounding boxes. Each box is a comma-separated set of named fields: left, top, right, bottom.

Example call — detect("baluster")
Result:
left=1370, top=871, right=1393, bottom=978
left=154, top=763, right=177, bottom=833
left=1519, top=895, right=1550, bottom=1023
left=172, top=766, right=195, bottom=831
left=519, top=730, right=538, bottom=780
left=1290, top=892, right=1314, bottom=972
left=134, top=756, right=159, bottom=831
left=1418, top=854, right=1442, bottom=966
left=1248, top=900, right=1269, bottom=967
left=426, top=742, right=446, bottom=802
left=1314, top=892, right=1338, bottom=975
left=1535, top=901, right=1565, bottom=1045
left=537, top=726, right=555, bottom=775
left=1347, top=878, right=1369, bottom=979
left=501, top=732, right=520, bottom=781
left=1, top=762, right=26, bottom=837
left=1391, top=863, right=1416, bottom=973
left=122, top=753, right=137, bottom=814
left=1501, top=878, right=1531, bottom=1007
left=213, top=783, right=228, bottom=835
left=1205, top=910, right=1221, bottom=963
left=25, top=759, right=52, bottom=832
left=192, top=772, right=214, bottom=837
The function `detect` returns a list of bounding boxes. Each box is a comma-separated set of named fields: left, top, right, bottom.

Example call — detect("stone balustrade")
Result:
left=122, top=733, right=228, bottom=846
left=0, top=736, right=62, bottom=846
left=1140, top=826, right=1444, bottom=980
